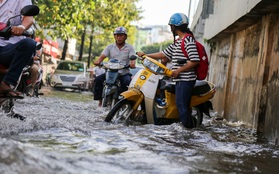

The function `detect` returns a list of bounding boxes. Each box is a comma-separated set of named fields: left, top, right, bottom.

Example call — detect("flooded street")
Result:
left=0, top=87, right=278, bottom=174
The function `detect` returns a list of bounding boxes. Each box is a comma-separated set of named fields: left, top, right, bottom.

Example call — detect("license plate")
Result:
left=62, top=82, right=71, bottom=86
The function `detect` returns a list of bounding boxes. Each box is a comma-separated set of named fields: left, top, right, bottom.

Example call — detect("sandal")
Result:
left=0, top=89, right=24, bottom=99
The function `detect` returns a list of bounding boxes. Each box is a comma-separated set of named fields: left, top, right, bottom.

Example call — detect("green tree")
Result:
left=32, top=0, right=95, bottom=60
left=82, top=0, right=142, bottom=65
left=141, top=40, right=173, bottom=54
left=32, top=0, right=142, bottom=62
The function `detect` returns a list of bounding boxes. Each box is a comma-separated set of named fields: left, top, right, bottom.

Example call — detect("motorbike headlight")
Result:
left=105, top=62, right=125, bottom=70
left=143, top=59, right=165, bottom=74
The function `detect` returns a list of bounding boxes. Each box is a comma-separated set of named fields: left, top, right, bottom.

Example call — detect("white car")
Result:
left=50, top=60, right=89, bottom=91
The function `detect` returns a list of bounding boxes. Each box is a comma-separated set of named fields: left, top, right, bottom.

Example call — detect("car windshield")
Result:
left=57, top=62, right=84, bottom=72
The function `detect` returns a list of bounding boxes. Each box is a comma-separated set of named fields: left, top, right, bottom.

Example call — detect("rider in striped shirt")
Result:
left=137, top=13, right=199, bottom=128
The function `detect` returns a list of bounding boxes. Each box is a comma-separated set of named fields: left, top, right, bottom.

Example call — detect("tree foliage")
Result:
left=141, top=40, right=173, bottom=54
left=88, top=0, right=141, bottom=57
left=32, top=0, right=142, bottom=56
left=32, top=0, right=95, bottom=40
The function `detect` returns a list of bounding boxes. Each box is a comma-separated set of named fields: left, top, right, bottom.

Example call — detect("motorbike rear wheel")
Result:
left=191, top=106, right=203, bottom=126
left=105, top=99, right=134, bottom=123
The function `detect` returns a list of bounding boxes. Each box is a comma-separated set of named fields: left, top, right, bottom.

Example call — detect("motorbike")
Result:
left=101, top=59, right=129, bottom=109
left=105, top=55, right=216, bottom=127
left=17, top=43, right=44, bottom=97
left=0, top=5, right=40, bottom=120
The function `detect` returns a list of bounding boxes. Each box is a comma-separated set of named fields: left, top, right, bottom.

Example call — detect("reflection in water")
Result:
left=0, top=88, right=278, bottom=174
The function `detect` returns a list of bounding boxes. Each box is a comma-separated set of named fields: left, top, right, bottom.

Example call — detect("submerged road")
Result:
left=0, top=87, right=278, bottom=174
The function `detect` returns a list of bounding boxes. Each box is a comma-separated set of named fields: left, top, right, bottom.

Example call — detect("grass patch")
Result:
left=41, top=87, right=93, bottom=102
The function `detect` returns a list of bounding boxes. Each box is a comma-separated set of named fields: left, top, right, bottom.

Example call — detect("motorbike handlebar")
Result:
left=131, top=54, right=173, bottom=77
left=0, top=27, right=34, bottom=40
left=0, top=5, right=39, bottom=40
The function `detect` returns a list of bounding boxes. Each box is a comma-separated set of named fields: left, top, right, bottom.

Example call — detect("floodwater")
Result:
left=0, top=87, right=278, bottom=174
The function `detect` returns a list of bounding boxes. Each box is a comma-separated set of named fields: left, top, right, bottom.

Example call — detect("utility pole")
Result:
left=188, top=0, right=192, bottom=19
left=61, top=39, right=68, bottom=60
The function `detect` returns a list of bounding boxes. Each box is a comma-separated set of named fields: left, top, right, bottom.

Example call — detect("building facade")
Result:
left=135, top=25, right=173, bottom=51
left=191, top=0, right=279, bottom=144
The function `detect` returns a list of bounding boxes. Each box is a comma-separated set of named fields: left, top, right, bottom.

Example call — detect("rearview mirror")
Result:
left=129, top=55, right=137, bottom=60
left=36, top=43, right=42, bottom=50
left=20, top=5, right=40, bottom=16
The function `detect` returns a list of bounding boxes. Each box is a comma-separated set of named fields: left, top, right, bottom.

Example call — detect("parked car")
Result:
left=50, top=60, right=89, bottom=91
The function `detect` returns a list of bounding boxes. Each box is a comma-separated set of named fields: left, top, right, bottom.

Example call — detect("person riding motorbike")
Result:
left=0, top=0, right=36, bottom=98
left=93, top=65, right=105, bottom=78
left=136, top=13, right=200, bottom=128
left=24, top=27, right=43, bottom=97
left=93, top=26, right=136, bottom=107
left=26, top=41, right=43, bottom=96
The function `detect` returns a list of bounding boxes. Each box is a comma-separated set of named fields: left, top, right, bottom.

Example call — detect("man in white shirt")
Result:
left=93, top=65, right=105, bottom=77
left=0, top=0, right=36, bottom=98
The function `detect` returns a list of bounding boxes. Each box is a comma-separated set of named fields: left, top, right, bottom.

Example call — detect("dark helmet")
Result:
left=113, top=26, right=127, bottom=35
left=168, top=13, right=189, bottom=26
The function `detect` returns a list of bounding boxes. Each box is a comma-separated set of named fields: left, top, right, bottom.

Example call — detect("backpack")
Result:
left=181, top=34, right=209, bottom=80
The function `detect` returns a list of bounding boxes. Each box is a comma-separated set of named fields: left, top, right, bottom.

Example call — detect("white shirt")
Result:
left=102, top=43, right=135, bottom=75
left=93, top=66, right=105, bottom=77
left=0, top=0, right=32, bottom=46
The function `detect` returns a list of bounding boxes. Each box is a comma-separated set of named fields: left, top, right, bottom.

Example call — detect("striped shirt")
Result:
left=162, top=35, right=199, bottom=82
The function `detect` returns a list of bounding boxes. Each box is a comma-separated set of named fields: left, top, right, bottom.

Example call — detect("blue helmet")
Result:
left=113, top=26, right=127, bottom=35
left=168, top=13, right=189, bottom=26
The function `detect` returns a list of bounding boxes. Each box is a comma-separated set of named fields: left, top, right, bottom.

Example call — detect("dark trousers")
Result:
left=93, top=73, right=131, bottom=100
left=0, top=38, right=36, bottom=86
left=175, top=80, right=196, bottom=128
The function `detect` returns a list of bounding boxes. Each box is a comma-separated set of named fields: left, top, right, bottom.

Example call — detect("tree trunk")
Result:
left=79, top=29, right=86, bottom=61
left=87, top=33, right=94, bottom=68
left=61, top=39, right=68, bottom=60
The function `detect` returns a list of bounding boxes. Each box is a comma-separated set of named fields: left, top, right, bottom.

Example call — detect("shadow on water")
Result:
left=0, top=87, right=278, bottom=174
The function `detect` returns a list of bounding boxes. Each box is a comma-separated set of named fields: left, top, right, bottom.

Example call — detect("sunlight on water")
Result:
left=0, top=88, right=278, bottom=174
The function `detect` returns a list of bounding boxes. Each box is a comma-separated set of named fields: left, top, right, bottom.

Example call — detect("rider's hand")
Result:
left=136, top=52, right=145, bottom=57
left=172, top=70, right=181, bottom=79
left=11, top=25, right=26, bottom=36
left=94, top=60, right=101, bottom=66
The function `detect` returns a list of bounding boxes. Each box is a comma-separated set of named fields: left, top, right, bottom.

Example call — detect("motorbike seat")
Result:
left=192, top=80, right=211, bottom=96
left=165, top=83, right=175, bottom=93
left=164, top=80, right=211, bottom=96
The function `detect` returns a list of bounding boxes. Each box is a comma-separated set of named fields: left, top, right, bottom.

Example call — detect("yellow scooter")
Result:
left=105, top=55, right=216, bottom=127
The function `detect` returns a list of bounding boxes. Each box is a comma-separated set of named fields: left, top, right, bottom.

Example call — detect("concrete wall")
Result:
left=204, top=0, right=261, bottom=40
left=199, top=0, right=279, bottom=144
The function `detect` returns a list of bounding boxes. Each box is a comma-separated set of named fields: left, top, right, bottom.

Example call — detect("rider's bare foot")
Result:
left=0, top=81, right=21, bottom=97
left=98, top=100, right=102, bottom=107
left=27, top=85, right=34, bottom=97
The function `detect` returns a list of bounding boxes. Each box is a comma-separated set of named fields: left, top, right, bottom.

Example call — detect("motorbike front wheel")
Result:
left=102, top=95, right=117, bottom=109
left=105, top=99, right=134, bottom=123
